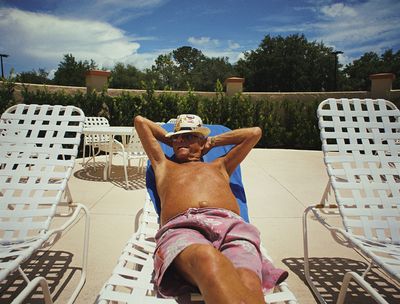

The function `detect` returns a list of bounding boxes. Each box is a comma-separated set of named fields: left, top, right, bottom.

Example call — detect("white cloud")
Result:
left=186, top=36, right=244, bottom=63
left=255, top=0, right=399, bottom=64
left=228, top=40, right=240, bottom=50
left=188, top=36, right=220, bottom=48
left=314, top=0, right=400, bottom=58
left=56, top=0, right=168, bottom=24
left=320, top=3, right=357, bottom=18
left=96, top=0, right=164, bottom=9
left=0, top=8, right=159, bottom=72
left=201, top=49, right=240, bottom=61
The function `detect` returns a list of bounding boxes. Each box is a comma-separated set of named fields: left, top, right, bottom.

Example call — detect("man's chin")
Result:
left=174, top=152, right=188, bottom=162
left=175, top=154, right=200, bottom=163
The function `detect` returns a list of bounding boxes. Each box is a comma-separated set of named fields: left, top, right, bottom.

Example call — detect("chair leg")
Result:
left=67, top=204, right=90, bottom=304
left=82, top=142, right=86, bottom=165
left=11, top=275, right=53, bottom=304
left=56, top=183, right=75, bottom=217
left=64, top=183, right=73, bottom=205
left=303, top=206, right=327, bottom=304
left=336, top=272, right=389, bottom=304
left=91, top=146, right=96, bottom=165
left=362, top=260, right=373, bottom=278
left=82, top=143, right=97, bottom=167
left=108, top=152, right=113, bottom=176
left=139, top=158, right=146, bottom=173
left=103, top=152, right=109, bottom=180
left=303, top=207, right=390, bottom=304
left=123, top=154, right=129, bottom=189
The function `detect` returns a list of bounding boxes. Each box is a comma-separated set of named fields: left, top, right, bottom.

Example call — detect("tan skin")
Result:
left=134, top=115, right=264, bottom=304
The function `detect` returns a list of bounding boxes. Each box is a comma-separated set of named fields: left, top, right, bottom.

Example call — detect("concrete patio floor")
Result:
left=1, top=149, right=399, bottom=303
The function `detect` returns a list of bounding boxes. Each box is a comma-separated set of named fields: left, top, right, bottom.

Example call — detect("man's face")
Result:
left=171, top=133, right=206, bottom=162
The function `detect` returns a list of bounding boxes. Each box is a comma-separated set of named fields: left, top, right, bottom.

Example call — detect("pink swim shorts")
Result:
left=153, top=207, right=288, bottom=298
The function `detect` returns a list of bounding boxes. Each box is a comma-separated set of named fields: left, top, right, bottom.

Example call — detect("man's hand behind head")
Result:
left=202, top=136, right=215, bottom=156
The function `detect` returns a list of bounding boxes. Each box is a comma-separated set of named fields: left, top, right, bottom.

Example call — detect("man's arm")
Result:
left=207, top=127, right=262, bottom=175
left=134, top=116, right=172, bottom=167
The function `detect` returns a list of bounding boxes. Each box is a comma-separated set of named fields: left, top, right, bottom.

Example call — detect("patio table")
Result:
left=82, top=126, right=134, bottom=180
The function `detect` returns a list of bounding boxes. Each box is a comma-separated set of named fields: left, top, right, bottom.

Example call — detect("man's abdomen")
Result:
left=160, top=184, right=239, bottom=225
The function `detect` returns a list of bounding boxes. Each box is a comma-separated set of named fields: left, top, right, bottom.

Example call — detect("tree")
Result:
left=191, top=57, right=235, bottom=91
left=148, top=47, right=233, bottom=91
left=172, top=46, right=206, bottom=75
left=235, top=34, right=336, bottom=92
left=109, top=62, right=144, bottom=89
left=342, top=52, right=381, bottom=90
left=150, top=54, right=179, bottom=89
left=172, top=46, right=206, bottom=89
left=15, top=69, right=51, bottom=84
left=53, top=54, right=97, bottom=86
left=383, top=49, right=400, bottom=89
left=172, top=46, right=206, bottom=90
left=343, top=49, right=400, bottom=90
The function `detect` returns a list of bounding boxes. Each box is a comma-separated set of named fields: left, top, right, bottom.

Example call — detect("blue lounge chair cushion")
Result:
left=146, top=123, right=249, bottom=222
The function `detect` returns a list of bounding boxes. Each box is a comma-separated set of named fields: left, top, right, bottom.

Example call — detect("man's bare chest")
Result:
left=157, top=160, right=229, bottom=190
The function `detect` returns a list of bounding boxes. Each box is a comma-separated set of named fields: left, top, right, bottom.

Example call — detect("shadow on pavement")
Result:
left=283, top=256, right=400, bottom=304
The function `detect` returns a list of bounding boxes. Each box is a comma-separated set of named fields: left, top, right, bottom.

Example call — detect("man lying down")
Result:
left=134, top=114, right=288, bottom=304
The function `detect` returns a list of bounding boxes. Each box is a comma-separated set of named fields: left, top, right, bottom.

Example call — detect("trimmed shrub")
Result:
left=1, top=81, right=323, bottom=150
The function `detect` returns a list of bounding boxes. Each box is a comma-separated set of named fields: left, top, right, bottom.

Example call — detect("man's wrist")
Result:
left=210, top=136, right=216, bottom=147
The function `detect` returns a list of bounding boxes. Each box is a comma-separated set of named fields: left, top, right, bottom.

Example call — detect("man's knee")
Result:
left=196, top=244, right=225, bottom=268
left=176, top=244, right=226, bottom=277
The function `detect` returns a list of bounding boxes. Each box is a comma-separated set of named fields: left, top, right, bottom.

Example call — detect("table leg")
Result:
left=103, top=140, right=113, bottom=181
left=103, top=160, right=108, bottom=180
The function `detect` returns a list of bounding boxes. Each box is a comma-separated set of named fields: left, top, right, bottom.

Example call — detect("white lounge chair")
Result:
left=303, top=98, right=400, bottom=304
left=97, top=123, right=297, bottom=303
left=97, top=194, right=297, bottom=303
left=0, top=104, right=90, bottom=303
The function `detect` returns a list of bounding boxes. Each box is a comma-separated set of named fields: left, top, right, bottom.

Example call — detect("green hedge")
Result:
left=1, top=81, right=322, bottom=150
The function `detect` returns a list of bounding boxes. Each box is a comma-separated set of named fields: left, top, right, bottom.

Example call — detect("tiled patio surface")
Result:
left=1, top=149, right=399, bottom=303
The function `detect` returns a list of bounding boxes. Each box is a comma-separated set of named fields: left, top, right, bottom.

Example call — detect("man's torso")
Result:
left=155, top=159, right=239, bottom=225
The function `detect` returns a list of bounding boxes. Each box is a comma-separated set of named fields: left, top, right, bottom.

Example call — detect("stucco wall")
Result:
left=242, top=91, right=370, bottom=102
left=7, top=82, right=399, bottom=102
left=12, top=82, right=86, bottom=101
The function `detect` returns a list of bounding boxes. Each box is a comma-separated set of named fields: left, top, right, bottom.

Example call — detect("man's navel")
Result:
left=199, top=201, right=209, bottom=208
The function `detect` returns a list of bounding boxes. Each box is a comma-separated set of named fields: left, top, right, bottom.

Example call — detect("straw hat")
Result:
left=165, top=114, right=210, bottom=138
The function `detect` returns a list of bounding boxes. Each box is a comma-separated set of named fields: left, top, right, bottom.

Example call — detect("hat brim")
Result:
left=165, top=127, right=210, bottom=138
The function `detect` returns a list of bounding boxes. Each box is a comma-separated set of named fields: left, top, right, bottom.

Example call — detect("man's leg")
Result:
left=173, top=244, right=265, bottom=304
left=237, top=268, right=264, bottom=299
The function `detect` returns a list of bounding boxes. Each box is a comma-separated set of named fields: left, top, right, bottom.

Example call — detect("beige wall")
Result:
left=106, top=88, right=217, bottom=98
left=12, top=82, right=86, bottom=102
left=391, top=89, right=400, bottom=100
left=242, top=90, right=370, bottom=102
left=6, top=82, right=398, bottom=103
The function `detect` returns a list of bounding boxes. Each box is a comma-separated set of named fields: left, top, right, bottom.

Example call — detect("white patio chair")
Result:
left=92, top=127, right=147, bottom=189
left=303, top=98, right=400, bottom=304
left=0, top=104, right=90, bottom=303
left=118, top=128, right=148, bottom=189
left=82, top=116, right=110, bottom=165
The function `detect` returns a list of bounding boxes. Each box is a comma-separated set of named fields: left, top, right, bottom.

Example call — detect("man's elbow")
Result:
left=133, top=115, right=144, bottom=127
left=252, top=127, right=262, bottom=140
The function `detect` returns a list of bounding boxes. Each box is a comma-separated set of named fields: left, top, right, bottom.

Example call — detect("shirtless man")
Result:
left=134, top=114, right=287, bottom=304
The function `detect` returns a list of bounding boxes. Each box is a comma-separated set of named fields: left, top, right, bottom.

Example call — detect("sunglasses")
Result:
left=171, top=133, right=204, bottom=142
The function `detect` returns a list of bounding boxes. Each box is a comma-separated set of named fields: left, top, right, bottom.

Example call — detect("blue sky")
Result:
left=0, top=0, right=399, bottom=77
